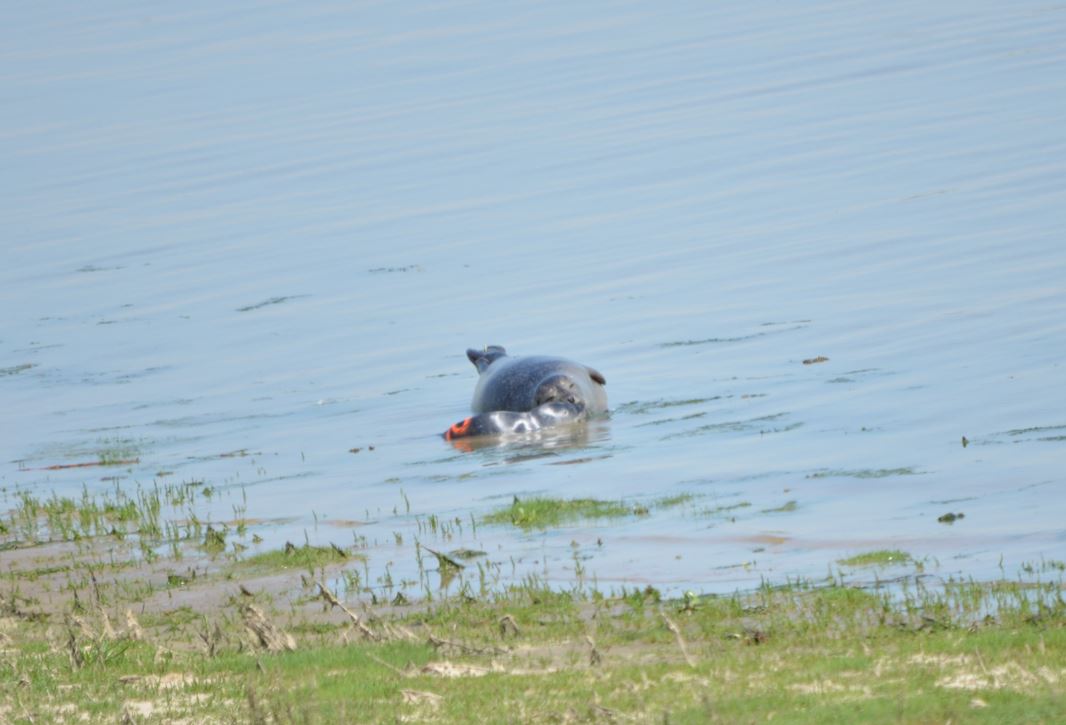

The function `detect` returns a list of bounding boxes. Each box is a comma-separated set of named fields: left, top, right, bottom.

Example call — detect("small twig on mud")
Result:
left=401, top=689, right=443, bottom=706
left=380, top=621, right=419, bottom=642
left=14, top=691, right=36, bottom=724
left=198, top=621, right=223, bottom=657
left=590, top=704, right=618, bottom=722
left=585, top=635, right=602, bottom=666
left=661, top=611, right=696, bottom=668
left=68, top=613, right=93, bottom=638
left=499, top=614, right=520, bottom=638
left=246, top=684, right=266, bottom=723
left=98, top=606, right=116, bottom=640
left=974, top=647, right=991, bottom=677
left=367, top=653, right=410, bottom=678
left=124, top=609, right=144, bottom=641
left=241, top=604, right=296, bottom=652
left=420, top=545, right=464, bottom=571
left=65, top=623, right=83, bottom=669
left=427, top=632, right=507, bottom=656
left=88, top=567, right=102, bottom=607
left=316, top=581, right=377, bottom=640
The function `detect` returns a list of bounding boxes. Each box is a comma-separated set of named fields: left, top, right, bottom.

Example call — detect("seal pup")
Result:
left=444, top=345, right=607, bottom=441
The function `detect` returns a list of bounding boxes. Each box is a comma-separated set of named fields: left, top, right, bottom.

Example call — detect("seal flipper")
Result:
left=466, top=345, right=507, bottom=373
left=444, top=401, right=586, bottom=440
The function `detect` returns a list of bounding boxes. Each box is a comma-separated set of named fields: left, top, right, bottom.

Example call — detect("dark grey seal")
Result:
left=444, top=345, right=607, bottom=441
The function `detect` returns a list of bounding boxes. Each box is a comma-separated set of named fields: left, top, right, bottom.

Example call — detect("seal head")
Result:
left=444, top=346, right=607, bottom=441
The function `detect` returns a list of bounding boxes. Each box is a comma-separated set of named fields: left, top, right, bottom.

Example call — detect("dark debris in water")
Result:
left=1004, top=423, right=1066, bottom=436
left=663, top=413, right=795, bottom=440
left=421, top=545, right=463, bottom=570
left=634, top=412, right=707, bottom=428
left=187, top=449, right=256, bottom=461
left=76, top=264, right=123, bottom=273
left=702, top=501, right=752, bottom=517
left=660, top=323, right=808, bottom=348
left=976, top=423, right=1066, bottom=446
left=34, top=458, right=139, bottom=471
left=662, top=334, right=764, bottom=346
left=368, top=265, right=422, bottom=273
left=0, top=363, right=36, bottom=377
left=802, top=356, right=829, bottom=365
left=807, top=467, right=918, bottom=479
left=826, top=368, right=886, bottom=383
left=236, top=295, right=309, bottom=312
left=938, top=512, right=965, bottom=524
left=616, top=396, right=722, bottom=415
left=546, top=455, right=612, bottom=466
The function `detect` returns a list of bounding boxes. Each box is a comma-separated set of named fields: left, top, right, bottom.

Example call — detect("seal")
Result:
left=444, top=345, right=607, bottom=441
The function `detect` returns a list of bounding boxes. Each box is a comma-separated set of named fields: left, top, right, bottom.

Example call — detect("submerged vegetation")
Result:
left=838, top=549, right=914, bottom=567
left=482, top=493, right=705, bottom=530
left=95, top=438, right=143, bottom=466
left=761, top=499, right=798, bottom=513
left=483, top=496, right=636, bottom=529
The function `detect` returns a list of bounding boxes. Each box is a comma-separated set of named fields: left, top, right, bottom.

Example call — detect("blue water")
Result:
left=3, top=1, right=1065, bottom=596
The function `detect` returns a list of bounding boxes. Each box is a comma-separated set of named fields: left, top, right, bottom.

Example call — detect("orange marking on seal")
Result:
left=447, top=417, right=473, bottom=439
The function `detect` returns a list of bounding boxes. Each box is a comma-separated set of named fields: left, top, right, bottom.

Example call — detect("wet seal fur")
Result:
left=444, top=345, right=607, bottom=441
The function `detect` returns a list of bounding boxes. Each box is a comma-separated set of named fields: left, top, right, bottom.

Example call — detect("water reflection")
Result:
left=446, top=418, right=612, bottom=458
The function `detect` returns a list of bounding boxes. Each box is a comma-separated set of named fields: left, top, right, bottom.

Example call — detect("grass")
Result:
left=483, top=496, right=635, bottom=529
left=654, top=492, right=700, bottom=509
left=235, top=542, right=357, bottom=572
left=4, top=480, right=210, bottom=549
left=2, top=481, right=1064, bottom=722
left=2, top=567, right=1063, bottom=723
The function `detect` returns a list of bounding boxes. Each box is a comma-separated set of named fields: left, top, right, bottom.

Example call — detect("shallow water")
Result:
left=3, top=1, right=1066, bottom=597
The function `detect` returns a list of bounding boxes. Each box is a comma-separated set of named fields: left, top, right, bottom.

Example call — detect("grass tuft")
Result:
left=484, top=497, right=634, bottom=529
left=654, top=492, right=699, bottom=509
left=236, top=542, right=356, bottom=571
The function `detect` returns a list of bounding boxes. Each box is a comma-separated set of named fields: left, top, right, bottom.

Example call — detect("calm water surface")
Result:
left=3, top=1, right=1066, bottom=596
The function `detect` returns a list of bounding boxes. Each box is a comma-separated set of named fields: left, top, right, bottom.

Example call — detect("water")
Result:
left=3, top=1, right=1065, bottom=597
